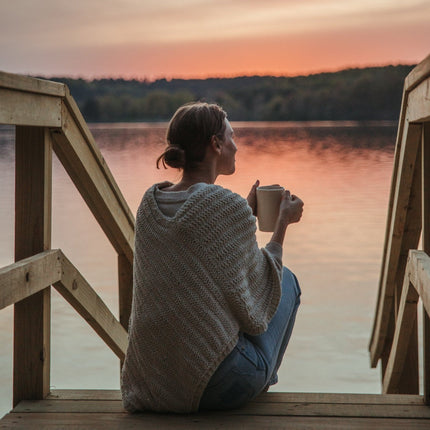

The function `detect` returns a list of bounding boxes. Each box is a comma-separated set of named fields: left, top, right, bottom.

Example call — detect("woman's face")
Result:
left=218, top=119, right=237, bottom=175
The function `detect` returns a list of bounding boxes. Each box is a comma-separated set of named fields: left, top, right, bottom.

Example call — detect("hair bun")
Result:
left=163, top=145, right=186, bottom=169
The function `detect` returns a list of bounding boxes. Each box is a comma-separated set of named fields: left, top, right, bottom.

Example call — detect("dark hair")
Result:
left=157, top=102, right=227, bottom=170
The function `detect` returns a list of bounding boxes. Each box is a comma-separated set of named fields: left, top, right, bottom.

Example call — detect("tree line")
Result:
left=44, top=65, right=414, bottom=122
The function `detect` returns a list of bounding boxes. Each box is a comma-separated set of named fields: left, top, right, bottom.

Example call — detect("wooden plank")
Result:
left=53, top=251, right=128, bottom=360
left=252, top=392, right=425, bottom=405
left=386, top=143, right=421, bottom=393
left=382, top=260, right=419, bottom=393
left=0, top=70, right=66, bottom=97
left=405, top=54, right=430, bottom=92
left=46, top=390, right=425, bottom=405
left=393, top=142, right=422, bottom=309
left=409, top=251, right=430, bottom=317
left=14, top=126, right=52, bottom=406
left=118, top=254, right=133, bottom=333
left=369, top=121, right=422, bottom=366
left=2, top=413, right=430, bottom=430
left=11, top=398, right=430, bottom=418
left=52, top=103, right=134, bottom=264
left=0, top=250, right=61, bottom=310
left=64, top=90, right=135, bottom=230
left=0, top=88, right=62, bottom=127
left=118, top=253, right=132, bottom=369
left=370, top=58, right=430, bottom=366
left=423, top=122, right=430, bottom=405
left=48, top=390, right=122, bottom=401
left=425, top=310, right=430, bottom=405
left=407, top=77, right=430, bottom=123
left=370, top=87, right=408, bottom=364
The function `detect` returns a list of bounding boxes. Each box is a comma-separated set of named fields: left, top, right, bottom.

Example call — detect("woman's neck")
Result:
left=167, top=165, right=218, bottom=191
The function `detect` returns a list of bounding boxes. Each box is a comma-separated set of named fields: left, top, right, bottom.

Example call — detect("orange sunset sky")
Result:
left=2, top=0, right=430, bottom=80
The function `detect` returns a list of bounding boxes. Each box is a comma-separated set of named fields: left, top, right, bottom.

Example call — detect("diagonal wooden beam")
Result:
left=0, top=249, right=128, bottom=361
left=53, top=251, right=128, bottom=360
left=51, top=101, right=134, bottom=264
left=382, top=257, right=418, bottom=393
left=382, top=250, right=430, bottom=394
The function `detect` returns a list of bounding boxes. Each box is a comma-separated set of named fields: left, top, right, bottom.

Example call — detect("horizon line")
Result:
left=29, top=61, right=416, bottom=83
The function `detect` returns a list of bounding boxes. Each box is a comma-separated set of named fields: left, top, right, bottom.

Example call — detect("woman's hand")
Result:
left=270, top=190, right=304, bottom=246
left=279, top=190, right=304, bottom=224
left=246, top=179, right=260, bottom=216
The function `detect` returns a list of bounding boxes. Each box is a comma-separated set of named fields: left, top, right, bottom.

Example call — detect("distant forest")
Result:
left=45, top=65, right=414, bottom=122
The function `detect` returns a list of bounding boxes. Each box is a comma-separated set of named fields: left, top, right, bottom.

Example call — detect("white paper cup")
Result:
left=256, top=185, right=284, bottom=232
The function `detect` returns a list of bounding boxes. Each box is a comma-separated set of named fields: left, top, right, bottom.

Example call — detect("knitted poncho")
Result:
left=121, top=183, right=283, bottom=413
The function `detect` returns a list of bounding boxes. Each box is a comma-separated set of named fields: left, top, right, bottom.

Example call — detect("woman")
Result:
left=121, top=102, right=303, bottom=413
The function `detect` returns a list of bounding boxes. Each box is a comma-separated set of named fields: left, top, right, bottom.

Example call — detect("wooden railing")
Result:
left=369, top=54, right=430, bottom=402
left=0, top=71, right=134, bottom=406
left=1, top=56, right=429, bottom=411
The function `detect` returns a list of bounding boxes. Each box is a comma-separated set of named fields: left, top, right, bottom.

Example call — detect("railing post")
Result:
left=381, top=139, right=421, bottom=394
left=423, top=122, right=430, bottom=404
left=14, top=126, right=52, bottom=406
left=118, top=253, right=132, bottom=366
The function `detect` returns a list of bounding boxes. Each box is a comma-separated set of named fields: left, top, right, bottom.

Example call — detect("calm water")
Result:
left=0, top=121, right=396, bottom=415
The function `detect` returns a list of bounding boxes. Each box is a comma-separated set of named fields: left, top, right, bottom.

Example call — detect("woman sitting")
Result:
left=121, top=102, right=303, bottom=413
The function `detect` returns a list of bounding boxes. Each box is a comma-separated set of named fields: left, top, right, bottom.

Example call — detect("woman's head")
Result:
left=157, top=102, right=228, bottom=170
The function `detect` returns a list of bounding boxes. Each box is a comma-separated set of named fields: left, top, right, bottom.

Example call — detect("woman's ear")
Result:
left=210, top=135, right=222, bottom=155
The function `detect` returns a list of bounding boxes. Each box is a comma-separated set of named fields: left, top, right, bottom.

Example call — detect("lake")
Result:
left=0, top=121, right=396, bottom=416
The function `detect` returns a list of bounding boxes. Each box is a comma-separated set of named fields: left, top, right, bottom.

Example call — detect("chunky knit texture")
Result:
left=121, top=183, right=283, bottom=413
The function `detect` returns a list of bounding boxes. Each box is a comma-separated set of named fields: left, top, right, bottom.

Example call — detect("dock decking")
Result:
left=1, top=390, right=430, bottom=429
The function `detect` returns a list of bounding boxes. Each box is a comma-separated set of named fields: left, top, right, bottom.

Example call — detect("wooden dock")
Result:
left=1, top=55, right=430, bottom=428
left=1, top=390, right=430, bottom=429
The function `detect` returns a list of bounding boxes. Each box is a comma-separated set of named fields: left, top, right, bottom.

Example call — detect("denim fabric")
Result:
left=199, top=267, right=301, bottom=410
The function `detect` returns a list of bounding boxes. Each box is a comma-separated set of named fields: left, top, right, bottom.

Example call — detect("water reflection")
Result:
left=0, top=122, right=396, bottom=413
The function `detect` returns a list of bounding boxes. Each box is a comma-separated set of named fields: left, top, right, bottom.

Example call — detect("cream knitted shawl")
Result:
left=121, top=183, right=283, bottom=413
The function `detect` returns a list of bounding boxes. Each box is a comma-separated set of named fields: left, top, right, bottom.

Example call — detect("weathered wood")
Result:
left=382, top=263, right=419, bottom=393
left=0, top=250, right=61, bottom=310
left=46, top=390, right=425, bottom=405
left=425, top=310, right=430, bottom=405
left=405, top=54, right=430, bottom=92
left=52, top=103, right=134, bottom=264
left=14, top=126, right=52, bottom=406
left=369, top=121, right=422, bottom=367
left=0, top=248, right=127, bottom=360
left=0, top=88, right=62, bottom=127
left=53, top=251, right=128, bottom=360
left=48, top=390, right=123, bottom=401
left=253, top=392, right=425, bottom=405
left=386, top=143, right=421, bottom=393
left=407, top=77, right=430, bottom=123
left=2, top=413, right=430, bottom=430
left=408, top=251, right=430, bottom=316
left=118, top=253, right=132, bottom=369
left=393, top=142, right=422, bottom=311
left=118, top=254, right=133, bottom=333
left=370, top=56, right=430, bottom=372
left=423, top=122, right=430, bottom=404
left=11, top=398, right=430, bottom=418
left=372, top=86, right=409, bottom=368
left=0, top=70, right=66, bottom=97
left=64, top=89, right=135, bottom=229
left=4, top=392, right=430, bottom=428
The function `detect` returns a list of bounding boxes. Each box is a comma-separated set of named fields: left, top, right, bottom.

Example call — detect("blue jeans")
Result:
left=199, top=267, right=301, bottom=410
